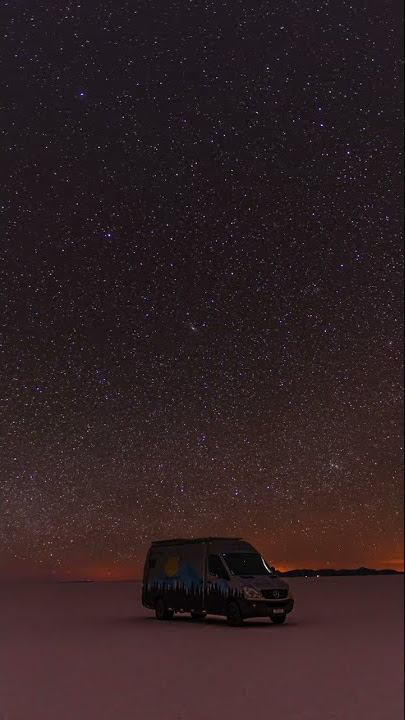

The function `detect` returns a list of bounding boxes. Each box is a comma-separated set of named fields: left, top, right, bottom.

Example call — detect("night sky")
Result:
left=2, top=0, right=403, bottom=580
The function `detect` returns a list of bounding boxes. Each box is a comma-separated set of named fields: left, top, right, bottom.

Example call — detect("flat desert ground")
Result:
left=1, top=576, right=403, bottom=720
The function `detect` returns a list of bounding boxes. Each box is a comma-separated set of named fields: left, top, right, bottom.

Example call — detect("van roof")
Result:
left=151, top=537, right=242, bottom=546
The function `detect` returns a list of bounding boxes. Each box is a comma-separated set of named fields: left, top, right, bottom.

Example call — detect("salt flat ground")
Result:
left=0, top=577, right=403, bottom=720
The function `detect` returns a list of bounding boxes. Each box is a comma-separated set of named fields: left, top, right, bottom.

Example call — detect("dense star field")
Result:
left=1, top=0, right=403, bottom=579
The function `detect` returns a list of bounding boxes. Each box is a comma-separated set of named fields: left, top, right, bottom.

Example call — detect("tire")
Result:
left=226, top=601, right=244, bottom=627
left=155, top=597, right=174, bottom=621
left=270, top=614, right=286, bottom=624
left=190, top=611, right=206, bottom=621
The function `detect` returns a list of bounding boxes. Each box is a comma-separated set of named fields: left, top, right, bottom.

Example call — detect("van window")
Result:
left=208, top=554, right=229, bottom=580
left=148, top=558, right=156, bottom=569
left=222, top=553, right=274, bottom=576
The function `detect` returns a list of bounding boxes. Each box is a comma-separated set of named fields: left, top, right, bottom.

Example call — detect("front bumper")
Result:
left=240, top=597, right=294, bottom=618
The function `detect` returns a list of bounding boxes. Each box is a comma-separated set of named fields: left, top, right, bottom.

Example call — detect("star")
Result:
left=1, top=0, right=401, bottom=581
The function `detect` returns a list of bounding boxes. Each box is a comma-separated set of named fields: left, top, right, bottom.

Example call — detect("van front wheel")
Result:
left=270, top=614, right=286, bottom=624
left=226, top=601, right=244, bottom=627
left=155, top=597, right=174, bottom=621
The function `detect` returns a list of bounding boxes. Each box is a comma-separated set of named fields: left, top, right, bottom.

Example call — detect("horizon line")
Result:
left=1, top=566, right=403, bottom=582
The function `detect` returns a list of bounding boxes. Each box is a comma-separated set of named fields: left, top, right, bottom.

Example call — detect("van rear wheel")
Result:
left=226, top=601, right=244, bottom=627
left=155, top=597, right=174, bottom=621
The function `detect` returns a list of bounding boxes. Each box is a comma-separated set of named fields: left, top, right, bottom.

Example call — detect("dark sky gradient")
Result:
left=1, top=0, right=403, bottom=579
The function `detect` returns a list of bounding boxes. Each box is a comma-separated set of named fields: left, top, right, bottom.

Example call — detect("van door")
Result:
left=142, top=551, right=160, bottom=606
left=204, top=554, right=232, bottom=616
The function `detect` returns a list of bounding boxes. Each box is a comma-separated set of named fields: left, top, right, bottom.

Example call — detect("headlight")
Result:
left=242, top=586, right=263, bottom=600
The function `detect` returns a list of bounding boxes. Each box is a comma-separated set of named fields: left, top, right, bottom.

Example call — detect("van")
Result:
left=142, top=537, right=294, bottom=626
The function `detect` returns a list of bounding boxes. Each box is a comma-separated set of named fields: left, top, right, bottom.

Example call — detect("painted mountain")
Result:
left=148, top=563, right=203, bottom=589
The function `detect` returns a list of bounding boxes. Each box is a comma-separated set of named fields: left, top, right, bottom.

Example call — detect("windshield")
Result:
left=222, top=553, right=275, bottom=576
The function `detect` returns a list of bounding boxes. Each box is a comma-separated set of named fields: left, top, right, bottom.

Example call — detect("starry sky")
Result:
left=1, top=0, right=403, bottom=580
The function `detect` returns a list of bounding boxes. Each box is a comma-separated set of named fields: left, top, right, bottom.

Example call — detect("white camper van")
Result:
left=142, top=537, right=294, bottom=626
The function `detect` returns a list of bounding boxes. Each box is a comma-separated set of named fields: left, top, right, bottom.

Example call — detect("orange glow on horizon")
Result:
left=1, top=547, right=403, bottom=581
left=68, top=556, right=403, bottom=580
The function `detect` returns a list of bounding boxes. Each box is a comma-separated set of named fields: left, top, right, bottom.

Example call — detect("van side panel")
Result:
left=143, top=542, right=205, bottom=612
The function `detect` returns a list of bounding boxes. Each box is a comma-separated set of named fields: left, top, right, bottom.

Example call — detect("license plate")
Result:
left=272, top=609, right=285, bottom=615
